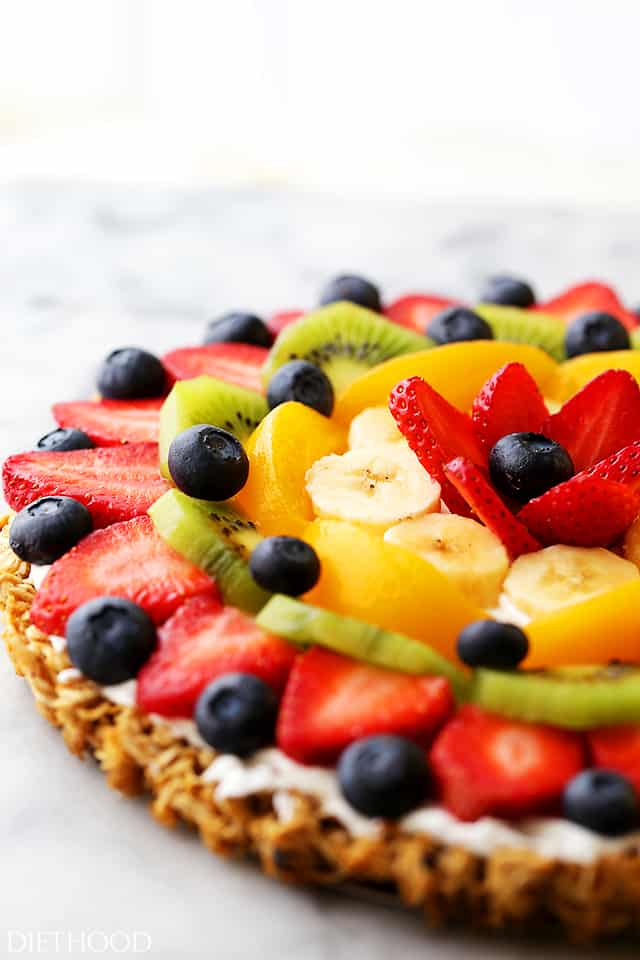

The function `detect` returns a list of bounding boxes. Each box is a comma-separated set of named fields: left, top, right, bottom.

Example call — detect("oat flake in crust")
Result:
left=1, top=516, right=640, bottom=943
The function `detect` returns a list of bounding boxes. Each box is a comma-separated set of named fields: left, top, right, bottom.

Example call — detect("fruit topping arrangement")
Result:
left=7, top=273, right=640, bottom=837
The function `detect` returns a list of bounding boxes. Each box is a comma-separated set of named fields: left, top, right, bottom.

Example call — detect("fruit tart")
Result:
left=5, top=274, right=640, bottom=943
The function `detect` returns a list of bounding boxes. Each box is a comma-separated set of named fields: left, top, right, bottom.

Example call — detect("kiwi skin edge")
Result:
left=471, top=665, right=640, bottom=730
left=256, top=594, right=470, bottom=701
left=149, top=489, right=271, bottom=615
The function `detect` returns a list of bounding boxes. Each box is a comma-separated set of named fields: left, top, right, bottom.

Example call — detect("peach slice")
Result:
left=524, top=580, right=640, bottom=668
left=551, top=351, right=640, bottom=402
left=236, top=402, right=346, bottom=537
left=303, top=518, right=483, bottom=662
left=334, top=341, right=559, bottom=424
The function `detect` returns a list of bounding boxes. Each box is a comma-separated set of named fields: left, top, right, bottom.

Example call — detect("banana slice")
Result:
left=348, top=406, right=404, bottom=449
left=384, top=513, right=509, bottom=607
left=503, top=545, right=639, bottom=619
left=305, top=445, right=440, bottom=531
left=623, top=516, right=640, bottom=570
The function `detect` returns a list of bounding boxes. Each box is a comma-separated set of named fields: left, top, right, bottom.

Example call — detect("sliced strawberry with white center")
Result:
left=276, top=647, right=454, bottom=765
left=389, top=376, right=486, bottom=516
left=518, top=474, right=640, bottom=548
left=136, top=594, right=297, bottom=718
left=385, top=294, right=458, bottom=334
left=53, top=399, right=162, bottom=445
left=430, top=705, right=585, bottom=821
left=30, top=516, right=214, bottom=635
left=543, top=370, right=640, bottom=472
left=444, top=456, right=541, bottom=559
left=588, top=727, right=640, bottom=796
left=536, top=280, right=638, bottom=331
left=472, top=362, right=548, bottom=453
left=162, top=343, right=268, bottom=393
left=3, top=443, right=170, bottom=528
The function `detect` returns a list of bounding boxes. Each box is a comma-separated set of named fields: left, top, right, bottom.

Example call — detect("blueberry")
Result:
left=489, top=432, right=574, bottom=504
left=9, top=496, right=93, bottom=565
left=266, top=360, right=334, bottom=417
left=204, top=312, right=273, bottom=348
left=565, top=311, right=630, bottom=358
left=457, top=620, right=528, bottom=670
left=563, top=769, right=639, bottom=836
left=249, top=536, right=320, bottom=596
left=97, top=347, right=166, bottom=400
left=427, top=306, right=494, bottom=345
left=479, top=275, right=536, bottom=308
left=66, top=597, right=157, bottom=685
left=194, top=673, right=277, bottom=755
left=168, top=424, right=249, bottom=501
left=319, top=274, right=382, bottom=312
left=338, top=736, right=429, bottom=819
left=36, top=427, right=95, bottom=452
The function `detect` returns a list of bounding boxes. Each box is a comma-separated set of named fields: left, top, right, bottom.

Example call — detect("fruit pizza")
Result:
left=4, top=273, right=640, bottom=943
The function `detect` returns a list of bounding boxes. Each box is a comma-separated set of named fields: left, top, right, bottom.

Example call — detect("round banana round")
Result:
left=384, top=512, right=509, bottom=607
left=305, top=445, right=440, bottom=531
left=503, top=544, right=640, bottom=620
left=348, top=406, right=404, bottom=450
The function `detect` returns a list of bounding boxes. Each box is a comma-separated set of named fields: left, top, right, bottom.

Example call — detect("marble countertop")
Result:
left=1, top=183, right=639, bottom=958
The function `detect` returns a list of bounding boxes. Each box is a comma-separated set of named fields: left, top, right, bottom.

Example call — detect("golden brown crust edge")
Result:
left=1, top=517, right=640, bottom=943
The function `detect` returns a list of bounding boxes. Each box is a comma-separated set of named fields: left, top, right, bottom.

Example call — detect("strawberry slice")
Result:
left=162, top=343, right=268, bottom=393
left=53, top=399, right=162, bottom=445
left=472, top=362, right=548, bottom=452
left=543, top=370, right=640, bottom=473
left=137, top=594, right=297, bottom=718
left=267, top=309, right=304, bottom=337
left=385, top=294, right=458, bottom=334
left=537, top=280, right=638, bottom=331
left=518, top=475, right=640, bottom=547
left=30, top=516, right=214, bottom=635
left=276, top=647, right=454, bottom=765
left=430, top=705, right=585, bottom=821
left=581, top=440, right=640, bottom=489
left=389, top=377, right=486, bottom=516
left=444, top=456, right=541, bottom=559
left=588, top=727, right=640, bottom=795
left=2, top=443, right=169, bottom=529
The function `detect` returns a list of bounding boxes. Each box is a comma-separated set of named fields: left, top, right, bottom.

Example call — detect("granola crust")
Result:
left=1, top=516, right=640, bottom=943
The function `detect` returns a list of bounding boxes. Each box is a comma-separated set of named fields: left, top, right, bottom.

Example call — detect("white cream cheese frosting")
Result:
left=37, top=566, right=640, bottom=865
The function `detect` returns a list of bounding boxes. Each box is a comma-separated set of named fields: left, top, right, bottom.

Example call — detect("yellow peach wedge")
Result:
left=303, top=518, right=483, bottom=662
left=236, top=402, right=346, bottom=538
left=334, top=341, right=559, bottom=424
left=550, top=351, right=640, bottom=402
left=524, top=580, right=640, bottom=669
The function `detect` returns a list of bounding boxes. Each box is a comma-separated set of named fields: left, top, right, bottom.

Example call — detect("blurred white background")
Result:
left=1, top=0, right=639, bottom=207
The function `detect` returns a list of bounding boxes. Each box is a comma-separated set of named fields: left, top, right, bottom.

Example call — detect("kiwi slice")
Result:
left=159, top=376, right=267, bottom=477
left=149, top=489, right=270, bottom=614
left=262, top=302, right=432, bottom=394
left=256, top=595, right=469, bottom=699
left=471, top=664, right=640, bottom=729
left=475, top=304, right=567, bottom=362
left=631, top=327, right=640, bottom=350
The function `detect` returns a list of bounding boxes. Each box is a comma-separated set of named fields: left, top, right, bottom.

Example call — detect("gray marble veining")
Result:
left=1, top=183, right=639, bottom=957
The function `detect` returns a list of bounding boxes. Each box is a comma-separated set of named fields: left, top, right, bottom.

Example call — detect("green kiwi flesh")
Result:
left=256, top=595, right=469, bottom=700
left=158, top=376, right=267, bottom=477
left=472, top=664, right=640, bottom=729
left=148, top=489, right=270, bottom=614
left=262, top=302, right=432, bottom=394
left=475, top=303, right=567, bottom=362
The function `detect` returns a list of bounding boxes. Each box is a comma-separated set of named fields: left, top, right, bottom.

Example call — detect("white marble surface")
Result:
left=1, top=184, right=639, bottom=958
